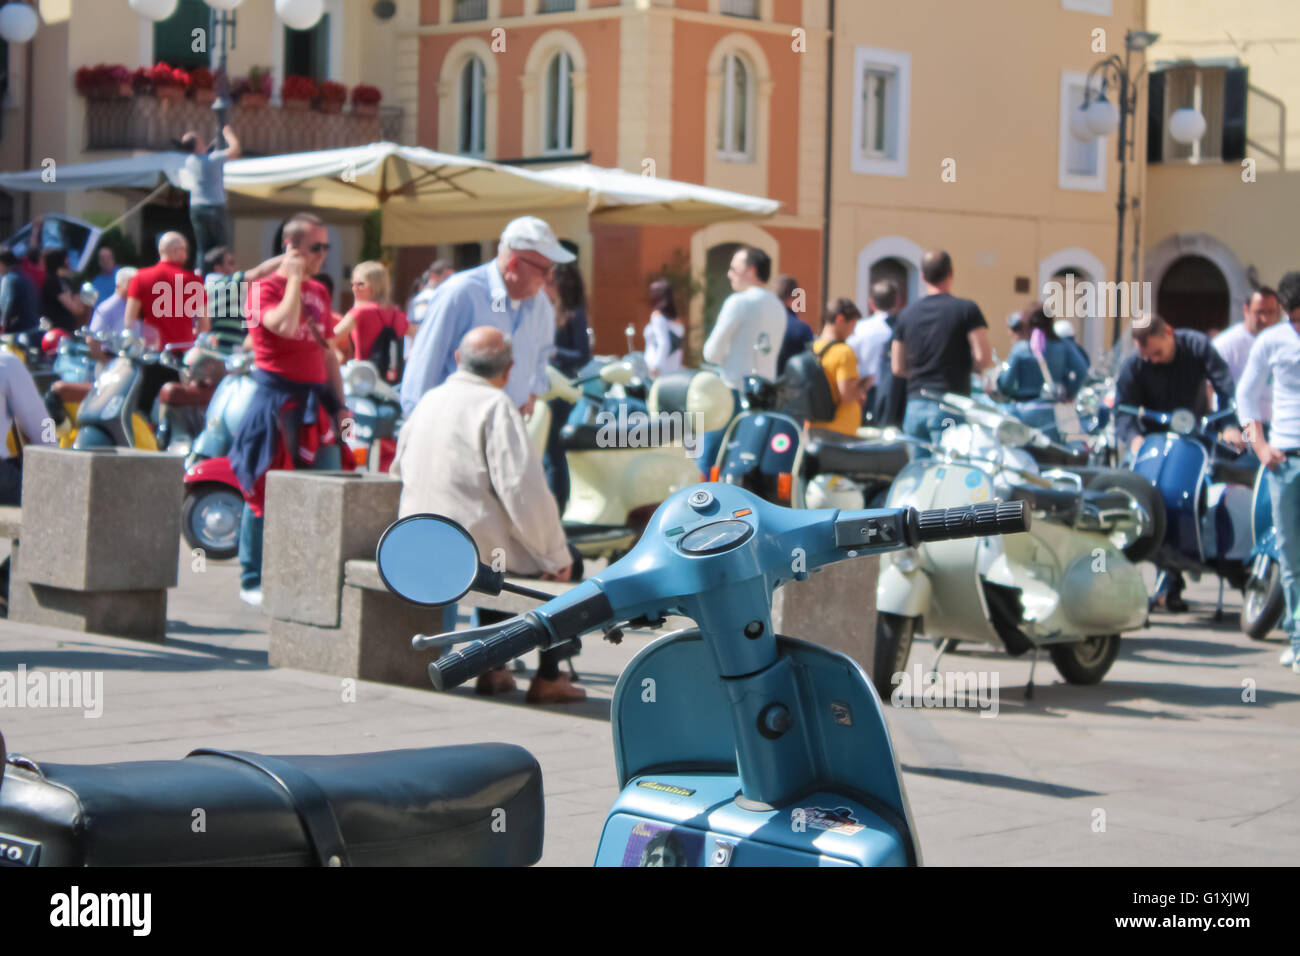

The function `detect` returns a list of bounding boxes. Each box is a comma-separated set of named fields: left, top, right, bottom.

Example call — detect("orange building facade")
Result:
left=399, top=0, right=828, bottom=357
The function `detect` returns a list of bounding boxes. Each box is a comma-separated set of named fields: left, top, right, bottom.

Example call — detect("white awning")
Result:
left=0, top=152, right=189, bottom=192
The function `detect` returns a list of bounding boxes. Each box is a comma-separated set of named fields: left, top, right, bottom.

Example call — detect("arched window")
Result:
left=459, top=57, right=486, bottom=157
left=543, top=51, right=574, bottom=154
left=717, top=52, right=752, bottom=160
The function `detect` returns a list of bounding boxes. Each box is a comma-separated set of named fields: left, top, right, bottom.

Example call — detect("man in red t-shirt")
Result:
left=124, top=231, right=205, bottom=349
left=231, top=212, right=348, bottom=605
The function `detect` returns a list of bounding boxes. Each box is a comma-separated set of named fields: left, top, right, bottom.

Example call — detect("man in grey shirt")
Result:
left=181, top=125, right=242, bottom=275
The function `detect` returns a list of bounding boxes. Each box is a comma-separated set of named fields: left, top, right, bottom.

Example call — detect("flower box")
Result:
left=320, top=100, right=343, bottom=114
left=353, top=102, right=378, bottom=118
left=283, top=98, right=310, bottom=111
left=193, top=88, right=216, bottom=106
left=155, top=86, right=184, bottom=102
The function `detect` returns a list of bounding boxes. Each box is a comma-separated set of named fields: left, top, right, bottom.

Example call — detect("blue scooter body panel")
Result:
left=596, top=776, right=904, bottom=867
left=599, top=627, right=918, bottom=866
left=1134, top=433, right=1207, bottom=563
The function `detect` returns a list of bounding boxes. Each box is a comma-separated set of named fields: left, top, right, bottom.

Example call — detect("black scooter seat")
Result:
left=560, top=418, right=682, bottom=452
left=802, top=432, right=910, bottom=481
left=1211, top=460, right=1257, bottom=488
left=0, top=742, right=543, bottom=867
left=1007, top=484, right=1133, bottom=528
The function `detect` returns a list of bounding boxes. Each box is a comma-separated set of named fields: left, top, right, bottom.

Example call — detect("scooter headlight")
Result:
left=894, top=547, right=920, bottom=573
left=1170, top=408, right=1196, bottom=435
left=343, top=361, right=378, bottom=396
left=1075, top=386, right=1101, bottom=418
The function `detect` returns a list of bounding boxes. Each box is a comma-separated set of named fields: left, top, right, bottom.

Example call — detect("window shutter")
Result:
left=1221, top=66, right=1247, bottom=161
left=1146, top=70, right=1165, bottom=163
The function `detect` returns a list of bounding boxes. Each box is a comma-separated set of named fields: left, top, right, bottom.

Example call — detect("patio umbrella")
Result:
left=223, top=141, right=588, bottom=244
left=529, top=163, right=781, bottom=226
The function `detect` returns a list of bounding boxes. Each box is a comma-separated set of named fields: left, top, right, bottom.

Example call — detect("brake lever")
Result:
left=412, top=619, right=514, bottom=651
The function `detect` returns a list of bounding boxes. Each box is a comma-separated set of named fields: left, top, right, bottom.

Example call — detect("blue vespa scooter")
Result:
left=1242, top=464, right=1285, bottom=640
left=1121, top=404, right=1258, bottom=615
left=376, top=483, right=1029, bottom=867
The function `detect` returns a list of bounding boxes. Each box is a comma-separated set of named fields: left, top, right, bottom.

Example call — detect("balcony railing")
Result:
left=453, top=0, right=488, bottom=21
left=84, top=96, right=404, bottom=156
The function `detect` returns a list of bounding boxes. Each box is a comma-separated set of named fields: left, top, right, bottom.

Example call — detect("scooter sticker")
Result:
left=770, top=433, right=792, bottom=455
left=792, top=806, right=866, bottom=836
left=964, top=472, right=982, bottom=488
left=636, top=780, right=697, bottom=797
left=622, top=821, right=705, bottom=867
left=830, top=701, right=853, bottom=726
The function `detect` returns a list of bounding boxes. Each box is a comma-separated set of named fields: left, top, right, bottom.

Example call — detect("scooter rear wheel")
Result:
left=181, top=484, right=245, bottom=561
left=873, top=613, right=917, bottom=699
left=1241, top=560, right=1285, bottom=641
left=1048, top=634, right=1120, bottom=685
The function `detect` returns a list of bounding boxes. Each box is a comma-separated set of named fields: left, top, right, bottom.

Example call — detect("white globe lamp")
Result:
left=1168, top=107, right=1207, bottom=145
left=129, top=0, right=179, bottom=21
left=203, top=0, right=245, bottom=9
left=0, top=2, right=39, bottom=43
left=1069, top=107, right=1096, bottom=142
left=275, top=0, right=324, bottom=30
left=1085, top=96, right=1120, bottom=136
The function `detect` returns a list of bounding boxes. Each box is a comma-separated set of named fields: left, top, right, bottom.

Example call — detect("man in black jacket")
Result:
left=1115, top=315, right=1245, bottom=611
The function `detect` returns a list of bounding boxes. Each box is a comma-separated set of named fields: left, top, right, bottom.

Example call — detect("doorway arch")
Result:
left=856, top=237, right=923, bottom=316
left=1038, top=247, right=1108, bottom=355
left=1145, top=232, right=1249, bottom=335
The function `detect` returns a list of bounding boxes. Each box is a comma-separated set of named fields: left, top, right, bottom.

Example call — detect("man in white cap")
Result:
left=400, top=216, right=576, bottom=417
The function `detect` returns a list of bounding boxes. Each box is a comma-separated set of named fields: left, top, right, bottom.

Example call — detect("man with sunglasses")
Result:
left=229, top=213, right=348, bottom=606
left=400, top=216, right=575, bottom=419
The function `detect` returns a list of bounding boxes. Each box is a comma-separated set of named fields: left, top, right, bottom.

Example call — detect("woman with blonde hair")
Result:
left=330, top=260, right=410, bottom=381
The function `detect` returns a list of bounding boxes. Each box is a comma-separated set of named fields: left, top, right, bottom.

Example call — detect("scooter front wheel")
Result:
left=1241, top=560, right=1284, bottom=641
left=181, top=484, right=245, bottom=561
left=1048, top=634, right=1120, bottom=685
left=873, top=613, right=917, bottom=699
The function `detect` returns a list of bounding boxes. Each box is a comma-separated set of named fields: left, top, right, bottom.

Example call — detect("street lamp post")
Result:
left=1077, top=29, right=1160, bottom=346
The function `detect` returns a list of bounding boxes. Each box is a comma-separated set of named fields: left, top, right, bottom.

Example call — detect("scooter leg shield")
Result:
left=876, top=561, right=931, bottom=618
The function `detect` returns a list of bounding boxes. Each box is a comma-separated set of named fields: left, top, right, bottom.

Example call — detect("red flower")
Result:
left=190, top=66, right=214, bottom=90
left=350, top=84, right=382, bottom=106
left=318, top=80, right=347, bottom=103
left=281, top=74, right=318, bottom=101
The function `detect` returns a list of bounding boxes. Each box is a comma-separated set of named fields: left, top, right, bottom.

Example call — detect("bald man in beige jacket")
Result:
left=391, top=326, right=582, bottom=703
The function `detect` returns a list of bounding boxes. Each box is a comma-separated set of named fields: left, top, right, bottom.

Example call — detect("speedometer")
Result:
left=678, top=519, right=754, bottom=556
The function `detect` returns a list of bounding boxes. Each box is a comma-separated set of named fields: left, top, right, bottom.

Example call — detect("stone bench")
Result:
left=9, top=447, right=183, bottom=642
left=770, top=554, right=882, bottom=682
left=0, top=506, right=21, bottom=541
left=261, top=470, right=572, bottom=689
left=269, top=559, right=572, bottom=690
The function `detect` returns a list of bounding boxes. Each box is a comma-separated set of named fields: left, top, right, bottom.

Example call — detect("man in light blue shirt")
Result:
left=401, top=217, right=575, bottom=416
left=88, top=266, right=136, bottom=337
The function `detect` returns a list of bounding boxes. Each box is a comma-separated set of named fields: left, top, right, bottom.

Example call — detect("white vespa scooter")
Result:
left=873, top=393, right=1163, bottom=697
left=528, top=358, right=733, bottom=560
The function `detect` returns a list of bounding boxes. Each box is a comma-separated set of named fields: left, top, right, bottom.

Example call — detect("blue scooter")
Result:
left=377, top=483, right=1029, bottom=866
left=1242, top=464, right=1285, bottom=640
left=1121, top=404, right=1258, bottom=615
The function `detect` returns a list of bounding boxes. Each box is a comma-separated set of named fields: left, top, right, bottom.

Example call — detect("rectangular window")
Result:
left=851, top=47, right=909, bottom=177
left=284, top=13, right=330, bottom=80
left=1058, top=71, right=1106, bottom=191
left=454, top=0, right=489, bottom=22
left=540, top=0, right=577, bottom=11
left=721, top=0, right=760, bottom=18
left=153, top=0, right=211, bottom=70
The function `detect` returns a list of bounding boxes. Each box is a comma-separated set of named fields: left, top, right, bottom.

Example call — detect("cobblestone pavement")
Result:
left=1, top=545, right=1296, bottom=866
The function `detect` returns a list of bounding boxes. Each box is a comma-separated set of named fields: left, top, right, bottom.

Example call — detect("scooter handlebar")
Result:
left=427, top=613, right=549, bottom=692
left=912, top=500, right=1030, bottom=544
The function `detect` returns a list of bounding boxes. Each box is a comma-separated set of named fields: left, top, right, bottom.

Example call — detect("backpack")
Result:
left=777, top=341, right=848, bottom=421
left=367, top=308, right=404, bottom=384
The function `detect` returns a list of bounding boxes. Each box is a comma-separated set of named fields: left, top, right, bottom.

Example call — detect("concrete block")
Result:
left=771, top=555, right=880, bottom=678
left=0, top=506, right=20, bottom=540
left=268, top=584, right=444, bottom=690
left=10, top=579, right=168, bottom=642
left=16, top=446, right=183, bottom=592
left=262, top=471, right=401, bottom=628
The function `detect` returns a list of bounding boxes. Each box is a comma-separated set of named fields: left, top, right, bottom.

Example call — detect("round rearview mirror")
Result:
left=1170, top=408, right=1196, bottom=435
left=376, top=514, right=480, bottom=606
left=995, top=419, right=1032, bottom=448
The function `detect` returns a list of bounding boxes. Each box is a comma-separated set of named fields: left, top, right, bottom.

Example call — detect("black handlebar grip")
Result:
left=913, top=500, right=1030, bottom=543
left=428, top=615, right=546, bottom=692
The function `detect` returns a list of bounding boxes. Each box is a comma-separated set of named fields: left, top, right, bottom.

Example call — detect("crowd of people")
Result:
left=0, top=193, right=1295, bottom=694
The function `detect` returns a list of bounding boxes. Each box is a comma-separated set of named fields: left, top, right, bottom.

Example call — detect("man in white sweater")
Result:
left=1238, top=271, right=1300, bottom=671
left=702, top=246, right=787, bottom=390
left=391, top=325, right=583, bottom=702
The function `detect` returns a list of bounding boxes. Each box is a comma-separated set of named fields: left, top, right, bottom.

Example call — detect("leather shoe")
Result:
left=475, top=669, right=517, bottom=696
left=526, top=673, right=587, bottom=704
left=1164, top=593, right=1189, bottom=613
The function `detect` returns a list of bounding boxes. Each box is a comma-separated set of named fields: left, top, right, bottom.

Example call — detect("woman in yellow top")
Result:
left=809, top=298, right=866, bottom=436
